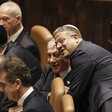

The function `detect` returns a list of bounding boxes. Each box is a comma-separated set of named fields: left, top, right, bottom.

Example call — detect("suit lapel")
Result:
left=63, top=71, right=72, bottom=87
left=23, top=89, right=36, bottom=108
left=4, top=41, right=14, bottom=54
left=14, top=29, right=26, bottom=43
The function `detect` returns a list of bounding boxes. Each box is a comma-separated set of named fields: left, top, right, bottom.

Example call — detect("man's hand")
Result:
left=8, top=105, right=23, bottom=112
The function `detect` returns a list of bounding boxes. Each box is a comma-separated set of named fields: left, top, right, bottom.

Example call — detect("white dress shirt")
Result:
left=17, top=87, right=34, bottom=106
left=60, top=67, right=71, bottom=79
left=1, top=26, right=23, bottom=54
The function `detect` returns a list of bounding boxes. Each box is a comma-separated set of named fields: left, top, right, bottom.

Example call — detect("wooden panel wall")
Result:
left=11, top=0, right=112, bottom=52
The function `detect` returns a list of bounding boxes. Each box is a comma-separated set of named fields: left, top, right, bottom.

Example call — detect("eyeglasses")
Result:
left=55, top=34, right=75, bottom=47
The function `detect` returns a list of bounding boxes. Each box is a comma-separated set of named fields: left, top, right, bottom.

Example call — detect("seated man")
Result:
left=0, top=23, right=42, bottom=112
left=34, top=38, right=71, bottom=98
left=0, top=57, right=54, bottom=112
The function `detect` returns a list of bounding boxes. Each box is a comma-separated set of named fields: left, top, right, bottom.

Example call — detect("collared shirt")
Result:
left=1, top=26, right=23, bottom=54
left=60, top=67, right=71, bottom=79
left=9, top=26, right=23, bottom=42
left=17, top=87, right=34, bottom=106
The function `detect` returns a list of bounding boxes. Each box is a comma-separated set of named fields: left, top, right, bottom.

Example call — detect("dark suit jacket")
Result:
left=34, top=64, right=70, bottom=98
left=0, top=42, right=42, bottom=112
left=4, top=28, right=40, bottom=62
left=34, top=64, right=55, bottom=98
left=23, top=88, right=54, bottom=112
left=5, top=41, right=42, bottom=85
left=65, top=40, right=112, bottom=112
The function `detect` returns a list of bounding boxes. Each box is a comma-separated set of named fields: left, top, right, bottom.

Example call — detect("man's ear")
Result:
left=16, top=15, right=21, bottom=24
left=15, top=79, right=22, bottom=90
left=73, top=34, right=79, bottom=44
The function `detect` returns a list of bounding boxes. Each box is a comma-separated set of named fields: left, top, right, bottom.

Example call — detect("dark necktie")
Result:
left=4, top=41, right=14, bottom=54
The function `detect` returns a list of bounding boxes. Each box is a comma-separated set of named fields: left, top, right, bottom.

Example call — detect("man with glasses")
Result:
left=53, top=24, right=112, bottom=112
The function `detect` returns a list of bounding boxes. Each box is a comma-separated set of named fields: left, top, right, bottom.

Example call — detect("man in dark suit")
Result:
left=0, top=43, right=42, bottom=112
left=0, top=26, right=42, bottom=112
left=34, top=38, right=70, bottom=98
left=0, top=57, right=54, bottom=112
left=54, top=24, right=112, bottom=112
left=0, top=1, right=40, bottom=61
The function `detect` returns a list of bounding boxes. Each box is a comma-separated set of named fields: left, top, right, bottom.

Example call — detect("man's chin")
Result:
left=63, top=53, right=70, bottom=59
left=52, top=68, right=60, bottom=73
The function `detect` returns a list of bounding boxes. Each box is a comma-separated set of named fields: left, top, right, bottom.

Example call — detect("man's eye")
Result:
left=0, top=82, right=6, bottom=88
left=2, top=17, right=8, bottom=21
left=54, top=53, right=60, bottom=57
left=47, top=54, right=51, bottom=58
left=59, top=39, right=63, bottom=43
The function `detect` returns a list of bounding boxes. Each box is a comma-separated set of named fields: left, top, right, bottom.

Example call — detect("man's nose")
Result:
left=50, top=56, right=56, bottom=63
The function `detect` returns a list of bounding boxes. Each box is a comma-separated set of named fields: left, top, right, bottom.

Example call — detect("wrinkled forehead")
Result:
left=0, top=7, right=13, bottom=17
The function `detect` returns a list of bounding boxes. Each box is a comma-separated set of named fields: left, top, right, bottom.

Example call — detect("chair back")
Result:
left=30, top=25, right=53, bottom=69
left=50, top=77, right=65, bottom=112
left=61, top=94, right=75, bottom=112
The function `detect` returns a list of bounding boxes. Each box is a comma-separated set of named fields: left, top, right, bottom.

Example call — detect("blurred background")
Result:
left=1, top=0, right=112, bottom=52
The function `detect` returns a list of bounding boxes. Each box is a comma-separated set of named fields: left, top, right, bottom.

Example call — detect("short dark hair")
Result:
left=0, top=57, right=31, bottom=87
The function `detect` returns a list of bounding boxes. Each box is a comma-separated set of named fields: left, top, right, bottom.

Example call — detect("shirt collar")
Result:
left=9, top=26, right=23, bottom=42
left=60, top=66, right=71, bottom=79
left=17, top=86, right=34, bottom=106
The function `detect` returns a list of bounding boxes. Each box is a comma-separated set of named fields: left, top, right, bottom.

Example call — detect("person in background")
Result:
left=0, top=1, right=40, bottom=62
left=0, top=25, right=42, bottom=112
left=54, top=24, right=112, bottom=112
left=0, top=25, right=42, bottom=85
left=0, top=57, right=54, bottom=112
left=34, top=38, right=71, bottom=98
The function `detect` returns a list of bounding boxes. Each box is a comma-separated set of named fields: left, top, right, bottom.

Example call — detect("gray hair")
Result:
left=53, top=24, right=82, bottom=38
left=47, top=38, right=57, bottom=50
left=0, top=1, right=22, bottom=17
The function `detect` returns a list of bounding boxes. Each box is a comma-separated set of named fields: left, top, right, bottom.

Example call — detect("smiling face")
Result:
left=47, top=39, right=70, bottom=73
left=54, top=31, right=79, bottom=58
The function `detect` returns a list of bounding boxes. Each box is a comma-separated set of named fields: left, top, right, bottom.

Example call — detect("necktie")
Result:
left=4, top=41, right=14, bottom=54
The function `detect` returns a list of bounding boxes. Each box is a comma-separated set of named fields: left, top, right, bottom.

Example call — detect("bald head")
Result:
left=0, top=1, right=22, bottom=17
left=0, top=1, right=22, bottom=36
